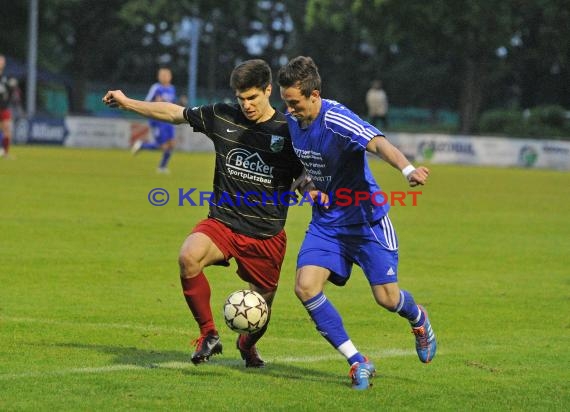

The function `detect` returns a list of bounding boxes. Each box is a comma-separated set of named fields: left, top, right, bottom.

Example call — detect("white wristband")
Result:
left=401, top=165, right=416, bottom=179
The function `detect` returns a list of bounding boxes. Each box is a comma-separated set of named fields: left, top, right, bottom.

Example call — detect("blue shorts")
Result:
left=297, top=215, right=399, bottom=286
left=150, top=121, right=175, bottom=145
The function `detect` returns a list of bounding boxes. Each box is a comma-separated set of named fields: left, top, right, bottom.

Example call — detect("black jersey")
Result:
left=0, top=75, right=14, bottom=110
left=183, top=103, right=303, bottom=238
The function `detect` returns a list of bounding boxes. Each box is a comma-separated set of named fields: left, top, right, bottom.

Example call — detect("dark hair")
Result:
left=277, top=56, right=321, bottom=97
left=230, top=59, right=272, bottom=91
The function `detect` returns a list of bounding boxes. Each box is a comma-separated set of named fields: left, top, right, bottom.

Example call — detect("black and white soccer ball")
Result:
left=223, top=290, right=269, bottom=334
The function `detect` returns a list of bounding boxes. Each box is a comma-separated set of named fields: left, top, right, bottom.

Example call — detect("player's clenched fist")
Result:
left=102, top=90, right=128, bottom=109
left=408, top=166, right=429, bottom=187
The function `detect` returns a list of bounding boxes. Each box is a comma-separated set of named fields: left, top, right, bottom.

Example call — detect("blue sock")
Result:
left=159, top=150, right=172, bottom=169
left=141, top=142, right=158, bottom=150
left=303, top=292, right=366, bottom=365
left=391, top=290, right=424, bottom=326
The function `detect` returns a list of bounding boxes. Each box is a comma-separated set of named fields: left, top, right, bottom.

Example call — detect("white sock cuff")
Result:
left=337, top=340, right=358, bottom=360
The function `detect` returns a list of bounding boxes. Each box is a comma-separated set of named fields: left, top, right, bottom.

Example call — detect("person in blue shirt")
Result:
left=131, top=67, right=177, bottom=173
left=277, top=56, right=436, bottom=390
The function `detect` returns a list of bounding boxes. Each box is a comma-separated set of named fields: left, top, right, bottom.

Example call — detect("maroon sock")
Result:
left=2, top=137, right=9, bottom=154
left=239, top=318, right=270, bottom=349
left=181, top=272, right=217, bottom=336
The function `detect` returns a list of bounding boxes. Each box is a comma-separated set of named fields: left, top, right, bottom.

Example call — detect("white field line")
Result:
left=1, top=316, right=190, bottom=335
left=1, top=316, right=423, bottom=381
left=0, top=350, right=416, bottom=381
left=0, top=365, right=146, bottom=380
left=0, top=316, right=324, bottom=345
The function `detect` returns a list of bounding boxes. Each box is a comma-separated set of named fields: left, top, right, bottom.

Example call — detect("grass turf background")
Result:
left=1, top=146, right=568, bottom=411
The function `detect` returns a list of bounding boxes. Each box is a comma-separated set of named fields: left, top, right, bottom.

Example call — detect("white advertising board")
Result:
left=64, top=116, right=568, bottom=170
left=388, top=133, right=570, bottom=170
left=65, top=116, right=131, bottom=148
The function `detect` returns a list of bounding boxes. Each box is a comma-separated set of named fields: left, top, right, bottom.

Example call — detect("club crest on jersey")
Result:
left=270, top=135, right=285, bottom=152
left=226, top=148, right=274, bottom=184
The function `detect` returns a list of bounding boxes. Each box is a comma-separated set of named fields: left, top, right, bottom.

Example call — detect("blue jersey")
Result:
left=145, top=83, right=177, bottom=104
left=145, top=83, right=177, bottom=138
left=286, top=99, right=389, bottom=226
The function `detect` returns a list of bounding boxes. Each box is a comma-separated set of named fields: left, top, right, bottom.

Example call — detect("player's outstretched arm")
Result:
left=102, top=90, right=186, bottom=124
left=366, top=135, right=429, bottom=186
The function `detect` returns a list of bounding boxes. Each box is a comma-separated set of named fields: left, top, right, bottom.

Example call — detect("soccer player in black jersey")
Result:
left=0, top=54, right=16, bottom=158
left=103, top=60, right=306, bottom=367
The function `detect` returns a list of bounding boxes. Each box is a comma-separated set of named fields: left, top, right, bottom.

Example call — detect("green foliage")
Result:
left=3, top=0, right=569, bottom=130
left=478, top=105, right=570, bottom=138
left=306, top=0, right=357, bottom=31
left=529, top=105, right=567, bottom=129
left=306, top=0, right=569, bottom=134
left=478, top=109, right=526, bottom=136
left=0, top=2, right=28, bottom=60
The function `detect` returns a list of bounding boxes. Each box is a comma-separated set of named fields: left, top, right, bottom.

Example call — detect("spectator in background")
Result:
left=9, top=78, right=24, bottom=119
left=0, top=54, right=18, bottom=158
left=131, top=67, right=177, bottom=173
left=366, top=79, right=389, bottom=130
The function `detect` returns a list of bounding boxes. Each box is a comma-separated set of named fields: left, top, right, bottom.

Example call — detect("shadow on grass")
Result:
left=54, top=342, right=191, bottom=366
left=53, top=342, right=343, bottom=386
left=214, top=358, right=342, bottom=386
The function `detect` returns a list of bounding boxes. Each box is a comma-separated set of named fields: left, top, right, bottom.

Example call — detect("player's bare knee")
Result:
left=372, top=284, right=400, bottom=309
left=294, top=283, right=316, bottom=302
left=376, top=293, right=399, bottom=309
left=294, top=284, right=306, bottom=301
left=178, top=251, right=201, bottom=279
left=377, top=297, right=399, bottom=310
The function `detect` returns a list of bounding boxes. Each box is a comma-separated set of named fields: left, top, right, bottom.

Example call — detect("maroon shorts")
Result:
left=192, top=218, right=287, bottom=291
left=0, top=109, right=11, bottom=121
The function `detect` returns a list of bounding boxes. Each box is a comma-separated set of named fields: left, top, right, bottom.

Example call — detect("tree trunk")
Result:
left=458, top=58, right=485, bottom=134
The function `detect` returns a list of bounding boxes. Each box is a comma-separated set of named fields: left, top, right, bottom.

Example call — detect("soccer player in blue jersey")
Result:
left=131, top=67, right=177, bottom=173
left=277, top=56, right=436, bottom=390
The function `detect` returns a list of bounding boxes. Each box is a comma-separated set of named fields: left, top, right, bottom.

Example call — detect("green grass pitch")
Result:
left=1, top=146, right=569, bottom=411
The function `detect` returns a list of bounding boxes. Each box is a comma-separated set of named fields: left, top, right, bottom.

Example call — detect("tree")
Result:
left=0, top=3, right=29, bottom=61
left=306, top=0, right=569, bottom=133
left=509, top=0, right=570, bottom=108
left=284, top=0, right=379, bottom=113
left=307, top=0, right=517, bottom=133
left=6, top=0, right=567, bottom=120
left=41, top=0, right=143, bottom=112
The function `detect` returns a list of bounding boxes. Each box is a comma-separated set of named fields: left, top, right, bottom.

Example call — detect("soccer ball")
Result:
left=223, top=290, right=269, bottom=334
